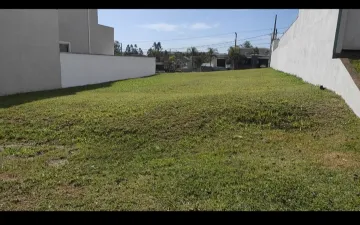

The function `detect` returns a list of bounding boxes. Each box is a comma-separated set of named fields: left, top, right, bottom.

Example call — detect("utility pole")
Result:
left=87, top=9, right=91, bottom=54
left=269, top=14, right=277, bottom=67
left=233, top=32, right=237, bottom=70
left=120, top=43, right=122, bottom=55
left=235, top=32, right=237, bottom=48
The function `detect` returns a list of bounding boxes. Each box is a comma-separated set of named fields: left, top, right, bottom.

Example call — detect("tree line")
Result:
left=114, top=41, right=144, bottom=56
left=114, top=40, right=264, bottom=71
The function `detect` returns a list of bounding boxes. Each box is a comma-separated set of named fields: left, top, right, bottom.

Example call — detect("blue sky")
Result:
left=98, top=9, right=299, bottom=53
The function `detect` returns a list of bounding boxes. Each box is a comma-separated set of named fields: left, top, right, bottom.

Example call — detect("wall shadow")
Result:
left=0, top=73, right=162, bottom=109
left=0, top=74, right=160, bottom=109
left=0, top=81, right=115, bottom=109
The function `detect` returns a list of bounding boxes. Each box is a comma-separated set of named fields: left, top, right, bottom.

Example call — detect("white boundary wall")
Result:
left=271, top=9, right=360, bottom=117
left=60, top=53, right=156, bottom=88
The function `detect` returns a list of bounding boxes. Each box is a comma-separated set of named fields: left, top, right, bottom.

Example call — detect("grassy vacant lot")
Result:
left=1, top=68, right=360, bottom=211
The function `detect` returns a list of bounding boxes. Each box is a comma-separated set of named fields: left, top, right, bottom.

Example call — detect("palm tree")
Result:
left=207, top=47, right=218, bottom=67
left=187, top=46, right=198, bottom=71
left=147, top=48, right=155, bottom=57
left=152, top=42, right=162, bottom=51
left=152, top=42, right=157, bottom=50
left=156, top=42, right=162, bottom=51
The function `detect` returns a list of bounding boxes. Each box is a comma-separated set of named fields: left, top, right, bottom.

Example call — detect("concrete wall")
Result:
left=89, top=9, right=98, bottom=25
left=342, top=10, right=360, bottom=50
left=58, top=9, right=114, bottom=55
left=91, top=24, right=114, bottom=55
left=0, top=9, right=62, bottom=96
left=89, top=9, right=114, bottom=55
left=58, top=9, right=90, bottom=54
left=270, top=9, right=360, bottom=117
left=60, top=53, right=156, bottom=88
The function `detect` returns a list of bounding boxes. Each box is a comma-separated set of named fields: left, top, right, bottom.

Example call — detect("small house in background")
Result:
left=240, top=48, right=270, bottom=68
left=209, top=54, right=231, bottom=69
left=209, top=48, right=270, bottom=70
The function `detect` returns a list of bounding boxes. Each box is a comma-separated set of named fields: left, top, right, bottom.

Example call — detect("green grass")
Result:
left=350, top=59, right=360, bottom=73
left=1, top=68, right=360, bottom=211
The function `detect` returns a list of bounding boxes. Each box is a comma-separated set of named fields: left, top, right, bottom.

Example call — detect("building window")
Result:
left=59, top=41, right=71, bottom=53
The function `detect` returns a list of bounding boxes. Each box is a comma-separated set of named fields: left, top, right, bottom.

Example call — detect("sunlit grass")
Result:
left=1, top=68, right=360, bottom=211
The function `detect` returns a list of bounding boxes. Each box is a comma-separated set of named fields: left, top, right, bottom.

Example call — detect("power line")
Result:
left=132, top=32, right=234, bottom=43
left=197, top=42, right=271, bottom=52
left=165, top=32, right=283, bottom=51
left=122, top=27, right=288, bottom=44
left=168, top=41, right=233, bottom=50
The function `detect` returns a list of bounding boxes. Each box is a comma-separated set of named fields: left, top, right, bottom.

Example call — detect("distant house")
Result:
left=240, top=48, right=270, bottom=68
left=209, top=54, right=229, bottom=68
left=209, top=48, right=270, bottom=69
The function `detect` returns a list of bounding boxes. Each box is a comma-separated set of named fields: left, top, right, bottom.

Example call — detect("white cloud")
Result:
left=139, top=22, right=220, bottom=32
left=139, top=23, right=178, bottom=32
left=180, top=24, right=188, bottom=29
left=190, top=22, right=212, bottom=30
left=189, top=22, right=217, bottom=30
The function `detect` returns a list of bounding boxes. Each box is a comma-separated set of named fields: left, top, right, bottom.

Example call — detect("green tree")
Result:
left=187, top=47, right=199, bottom=71
left=152, top=42, right=162, bottom=51
left=147, top=48, right=155, bottom=57
left=169, top=55, right=175, bottom=63
left=207, top=47, right=218, bottom=67
left=243, top=41, right=253, bottom=48
left=193, top=53, right=209, bottom=72
left=124, top=44, right=143, bottom=56
left=132, top=44, right=138, bottom=55
left=114, top=41, right=122, bottom=56
left=157, top=42, right=162, bottom=51
left=173, top=52, right=188, bottom=70
left=124, top=44, right=131, bottom=56
left=228, top=46, right=246, bottom=69
left=148, top=42, right=163, bottom=60
left=168, top=55, right=176, bottom=72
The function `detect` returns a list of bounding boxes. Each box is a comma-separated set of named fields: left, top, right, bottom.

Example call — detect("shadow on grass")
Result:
left=0, top=81, right=116, bottom=109
left=0, top=74, right=161, bottom=109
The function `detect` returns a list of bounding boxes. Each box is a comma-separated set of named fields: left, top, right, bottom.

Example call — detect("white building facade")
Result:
left=0, top=9, right=155, bottom=96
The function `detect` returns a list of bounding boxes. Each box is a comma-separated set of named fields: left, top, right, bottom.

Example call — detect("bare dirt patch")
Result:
left=321, top=152, right=360, bottom=169
left=56, top=184, right=84, bottom=197
left=0, top=173, right=18, bottom=182
left=47, top=158, right=68, bottom=167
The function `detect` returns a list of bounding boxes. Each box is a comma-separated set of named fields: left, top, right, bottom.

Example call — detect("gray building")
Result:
left=58, top=9, right=114, bottom=55
left=0, top=9, right=114, bottom=96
